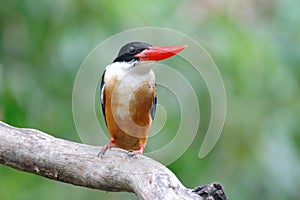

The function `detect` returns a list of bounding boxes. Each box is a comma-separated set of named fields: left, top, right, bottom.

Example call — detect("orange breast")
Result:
left=104, top=78, right=156, bottom=150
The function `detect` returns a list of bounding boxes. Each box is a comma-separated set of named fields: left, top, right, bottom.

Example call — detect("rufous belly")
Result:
left=105, top=77, right=155, bottom=150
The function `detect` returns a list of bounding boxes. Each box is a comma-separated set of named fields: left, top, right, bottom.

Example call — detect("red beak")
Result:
left=135, top=45, right=187, bottom=61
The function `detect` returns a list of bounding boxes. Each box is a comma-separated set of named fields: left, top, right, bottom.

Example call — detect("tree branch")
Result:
left=0, top=121, right=227, bottom=200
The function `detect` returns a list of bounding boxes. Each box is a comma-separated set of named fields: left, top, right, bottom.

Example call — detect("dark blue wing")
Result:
left=150, top=95, right=157, bottom=120
left=100, top=70, right=107, bottom=125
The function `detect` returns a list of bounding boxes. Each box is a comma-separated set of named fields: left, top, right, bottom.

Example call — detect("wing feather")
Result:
left=150, top=92, right=157, bottom=120
left=100, top=70, right=107, bottom=125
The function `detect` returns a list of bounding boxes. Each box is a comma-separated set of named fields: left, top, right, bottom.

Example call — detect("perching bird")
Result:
left=98, top=42, right=186, bottom=157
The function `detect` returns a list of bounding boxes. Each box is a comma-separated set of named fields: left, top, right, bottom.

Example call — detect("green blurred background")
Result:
left=1, top=0, right=300, bottom=199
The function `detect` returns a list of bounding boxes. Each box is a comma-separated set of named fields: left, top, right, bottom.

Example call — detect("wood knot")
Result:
left=192, top=182, right=227, bottom=200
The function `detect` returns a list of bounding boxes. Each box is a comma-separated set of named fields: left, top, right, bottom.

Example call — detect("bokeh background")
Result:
left=1, top=0, right=300, bottom=199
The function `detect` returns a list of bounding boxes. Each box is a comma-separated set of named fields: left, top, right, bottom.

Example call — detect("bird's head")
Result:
left=113, top=42, right=186, bottom=64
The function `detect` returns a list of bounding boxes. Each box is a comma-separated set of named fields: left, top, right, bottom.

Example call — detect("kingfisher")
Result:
left=98, top=42, right=186, bottom=157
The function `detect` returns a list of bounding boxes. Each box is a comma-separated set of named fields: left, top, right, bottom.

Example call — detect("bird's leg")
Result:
left=97, top=139, right=116, bottom=158
left=126, top=144, right=145, bottom=158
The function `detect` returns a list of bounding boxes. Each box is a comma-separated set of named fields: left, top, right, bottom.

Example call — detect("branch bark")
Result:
left=0, top=121, right=227, bottom=200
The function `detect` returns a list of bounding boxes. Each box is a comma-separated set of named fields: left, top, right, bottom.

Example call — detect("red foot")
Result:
left=127, top=144, right=145, bottom=157
left=98, top=139, right=115, bottom=158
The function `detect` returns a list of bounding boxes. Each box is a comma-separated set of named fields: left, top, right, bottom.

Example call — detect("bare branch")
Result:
left=0, top=121, right=227, bottom=200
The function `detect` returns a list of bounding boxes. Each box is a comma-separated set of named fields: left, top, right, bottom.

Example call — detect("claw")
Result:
left=97, top=139, right=115, bottom=158
left=126, top=145, right=145, bottom=158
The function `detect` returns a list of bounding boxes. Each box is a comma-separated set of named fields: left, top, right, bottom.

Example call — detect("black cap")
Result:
left=113, top=42, right=152, bottom=63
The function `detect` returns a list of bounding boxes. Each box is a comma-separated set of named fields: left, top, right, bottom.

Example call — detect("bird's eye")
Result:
left=128, top=46, right=137, bottom=54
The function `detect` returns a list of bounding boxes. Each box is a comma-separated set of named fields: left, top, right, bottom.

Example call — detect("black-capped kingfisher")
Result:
left=98, top=42, right=186, bottom=157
